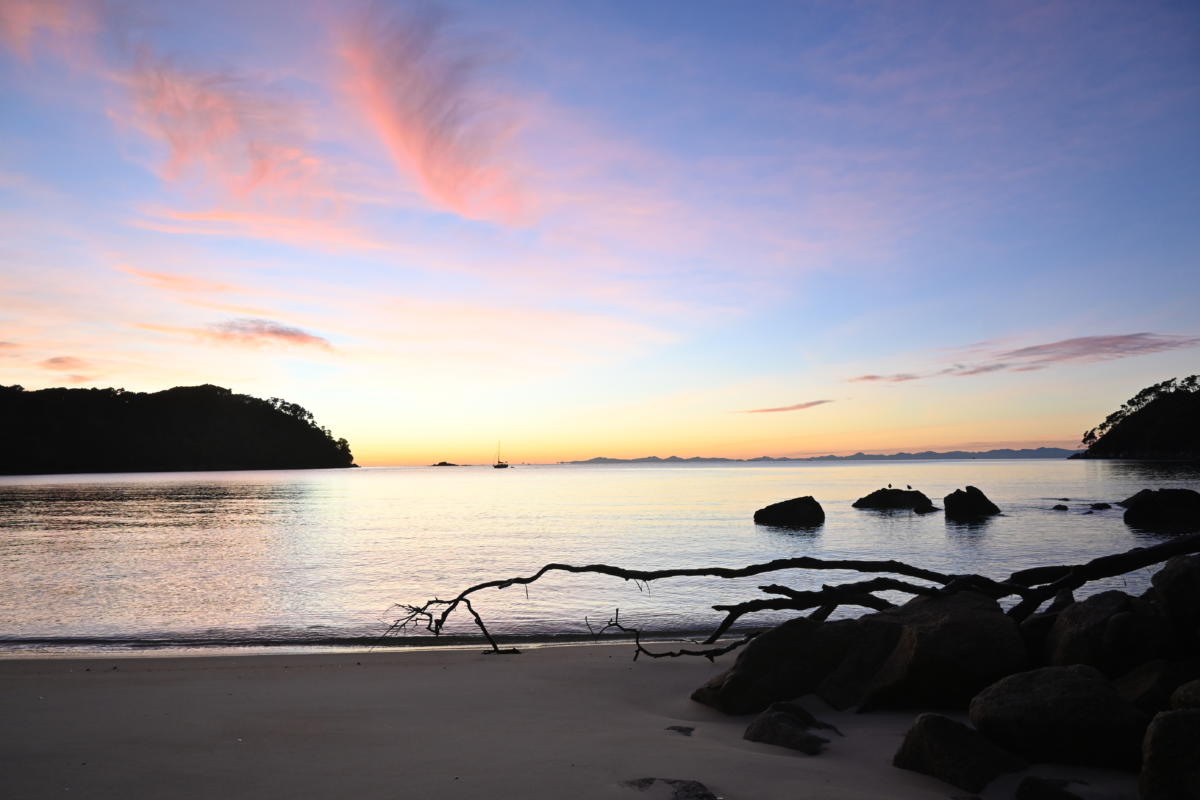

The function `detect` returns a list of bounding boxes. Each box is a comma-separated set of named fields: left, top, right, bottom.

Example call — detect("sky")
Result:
left=1, top=0, right=1198, bottom=465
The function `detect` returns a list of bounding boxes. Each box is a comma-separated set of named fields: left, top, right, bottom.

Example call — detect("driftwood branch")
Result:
left=385, top=532, right=1200, bottom=656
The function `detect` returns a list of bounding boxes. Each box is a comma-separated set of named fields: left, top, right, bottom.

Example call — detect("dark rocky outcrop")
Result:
left=742, top=701, right=838, bottom=755
left=968, top=665, right=1147, bottom=769
left=1076, top=375, right=1200, bottom=460
left=892, top=713, right=1026, bottom=793
left=752, top=496, right=825, bottom=528
left=1091, top=502, right=1112, bottom=510
left=1121, top=488, right=1200, bottom=532
left=622, top=778, right=719, bottom=800
left=1170, top=679, right=1200, bottom=709
left=1139, top=709, right=1200, bottom=800
left=693, top=591, right=1026, bottom=714
left=1052, top=504, right=1069, bottom=511
left=0, top=384, right=355, bottom=475
left=1043, top=590, right=1172, bottom=676
left=852, top=488, right=937, bottom=514
left=943, top=486, right=1001, bottom=520
left=1114, top=659, right=1200, bottom=716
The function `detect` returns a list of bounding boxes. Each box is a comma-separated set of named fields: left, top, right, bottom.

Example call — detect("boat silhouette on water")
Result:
left=493, top=442, right=509, bottom=469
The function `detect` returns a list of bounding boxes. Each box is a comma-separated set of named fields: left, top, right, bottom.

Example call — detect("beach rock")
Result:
left=968, top=665, right=1146, bottom=768
left=743, top=701, right=834, bottom=755
left=858, top=590, right=1028, bottom=711
left=1114, top=659, right=1200, bottom=715
left=691, top=616, right=859, bottom=714
left=622, top=778, right=719, bottom=800
left=1139, top=709, right=1200, bottom=799
left=1090, top=502, right=1112, bottom=510
left=943, top=486, right=1001, bottom=520
left=852, top=487, right=938, bottom=513
left=1120, top=488, right=1200, bottom=532
left=1052, top=504, right=1069, bottom=511
left=1149, top=555, right=1200, bottom=647
left=892, top=713, right=1026, bottom=793
left=752, top=495, right=824, bottom=528
left=1013, top=776, right=1089, bottom=800
left=1044, top=590, right=1171, bottom=676
left=1170, top=679, right=1200, bottom=709
left=694, top=590, right=1027, bottom=714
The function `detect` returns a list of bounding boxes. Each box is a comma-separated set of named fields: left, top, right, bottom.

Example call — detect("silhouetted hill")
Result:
left=562, top=447, right=1079, bottom=465
left=1075, top=375, right=1199, bottom=460
left=0, top=384, right=355, bottom=476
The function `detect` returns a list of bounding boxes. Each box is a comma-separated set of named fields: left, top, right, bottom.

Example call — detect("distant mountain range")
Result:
left=561, top=447, right=1080, bottom=465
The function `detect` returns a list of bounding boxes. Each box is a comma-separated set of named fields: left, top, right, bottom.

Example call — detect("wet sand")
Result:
left=0, top=644, right=1134, bottom=799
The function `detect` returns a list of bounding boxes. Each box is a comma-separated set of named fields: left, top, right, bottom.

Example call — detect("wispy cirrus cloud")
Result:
left=851, top=333, right=1200, bottom=384
left=115, top=265, right=237, bottom=294
left=848, top=373, right=922, bottom=383
left=0, top=0, right=99, bottom=62
left=339, top=1, right=527, bottom=223
left=740, top=399, right=834, bottom=414
left=137, top=318, right=333, bottom=351
left=37, top=355, right=96, bottom=383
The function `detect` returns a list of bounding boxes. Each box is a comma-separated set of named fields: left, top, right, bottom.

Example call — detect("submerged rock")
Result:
left=1052, top=504, right=1069, bottom=511
left=852, top=487, right=938, bottom=514
left=943, top=485, right=1001, bottom=520
left=892, top=713, right=1026, bottom=793
left=968, top=665, right=1146, bottom=769
left=1120, top=488, right=1200, bottom=532
left=753, top=495, right=824, bottom=528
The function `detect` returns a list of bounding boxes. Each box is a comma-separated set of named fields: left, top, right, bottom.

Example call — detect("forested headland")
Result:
left=0, top=384, right=355, bottom=475
left=1076, top=375, right=1199, bottom=460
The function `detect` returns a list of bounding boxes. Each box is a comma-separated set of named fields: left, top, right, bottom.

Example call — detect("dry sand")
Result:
left=1, top=644, right=1135, bottom=799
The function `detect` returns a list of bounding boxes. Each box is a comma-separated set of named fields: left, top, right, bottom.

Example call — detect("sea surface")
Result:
left=1, top=460, right=1198, bottom=656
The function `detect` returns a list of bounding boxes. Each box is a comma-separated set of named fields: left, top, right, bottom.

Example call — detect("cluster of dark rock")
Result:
left=754, top=485, right=1200, bottom=533
left=690, top=554, right=1200, bottom=797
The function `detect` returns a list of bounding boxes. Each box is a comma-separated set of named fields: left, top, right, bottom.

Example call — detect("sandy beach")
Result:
left=1, top=643, right=1136, bottom=799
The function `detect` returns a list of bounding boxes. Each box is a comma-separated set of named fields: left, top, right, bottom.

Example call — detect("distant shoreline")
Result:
left=560, top=447, right=1081, bottom=464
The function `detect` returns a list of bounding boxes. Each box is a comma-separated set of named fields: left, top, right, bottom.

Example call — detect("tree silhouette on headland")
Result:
left=0, top=384, right=354, bottom=475
left=1077, top=375, right=1199, bottom=460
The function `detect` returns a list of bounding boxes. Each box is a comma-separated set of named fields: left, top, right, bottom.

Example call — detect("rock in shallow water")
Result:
left=1120, top=488, right=1200, bottom=532
left=943, top=485, right=1001, bottom=520
left=852, top=487, right=938, bottom=514
left=752, top=495, right=824, bottom=528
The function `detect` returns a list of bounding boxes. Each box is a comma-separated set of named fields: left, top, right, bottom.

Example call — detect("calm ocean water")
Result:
left=1, top=460, right=1198, bottom=655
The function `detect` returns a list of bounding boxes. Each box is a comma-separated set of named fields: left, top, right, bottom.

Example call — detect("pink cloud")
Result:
left=847, top=373, right=921, bottom=383
left=38, top=355, right=89, bottom=370
left=137, top=318, right=332, bottom=351
left=339, top=3, right=527, bottom=223
left=120, top=51, right=322, bottom=201
left=0, top=0, right=99, bottom=62
left=741, top=399, right=834, bottom=414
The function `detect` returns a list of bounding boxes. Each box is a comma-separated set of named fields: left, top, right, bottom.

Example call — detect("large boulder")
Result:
left=857, top=591, right=1028, bottom=710
left=752, top=496, right=824, bottom=528
left=943, top=486, right=1001, bottom=521
left=1114, top=659, right=1200, bottom=715
left=1043, top=590, right=1172, bottom=676
left=1149, top=555, right=1200, bottom=649
left=1140, top=709, right=1200, bottom=799
left=1120, top=488, right=1200, bottom=532
left=892, top=713, right=1026, bottom=793
left=693, top=590, right=1027, bottom=714
left=968, top=665, right=1147, bottom=768
left=852, top=487, right=938, bottom=514
left=691, top=616, right=859, bottom=714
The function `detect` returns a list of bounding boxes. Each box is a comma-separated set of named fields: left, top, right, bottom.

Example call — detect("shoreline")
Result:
left=2, top=643, right=1137, bottom=800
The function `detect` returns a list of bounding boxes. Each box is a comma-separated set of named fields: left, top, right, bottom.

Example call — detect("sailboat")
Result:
left=493, top=441, right=509, bottom=469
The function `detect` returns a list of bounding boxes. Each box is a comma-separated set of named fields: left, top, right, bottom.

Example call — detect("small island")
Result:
left=1074, top=375, right=1199, bottom=460
left=0, top=384, right=355, bottom=475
